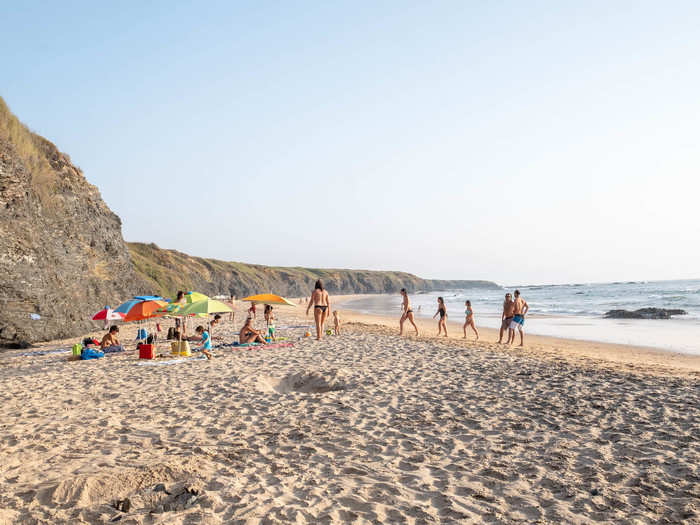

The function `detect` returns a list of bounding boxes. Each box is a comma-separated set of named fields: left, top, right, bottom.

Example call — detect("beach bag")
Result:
left=167, top=327, right=175, bottom=340
left=72, top=343, right=83, bottom=357
left=81, top=348, right=104, bottom=360
left=171, top=340, right=191, bottom=357
left=136, top=328, right=148, bottom=340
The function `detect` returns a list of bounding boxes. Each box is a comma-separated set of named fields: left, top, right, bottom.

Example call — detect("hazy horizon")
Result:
left=3, top=1, right=699, bottom=284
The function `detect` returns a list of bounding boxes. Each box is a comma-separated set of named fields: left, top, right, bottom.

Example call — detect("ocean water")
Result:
left=341, top=279, right=700, bottom=355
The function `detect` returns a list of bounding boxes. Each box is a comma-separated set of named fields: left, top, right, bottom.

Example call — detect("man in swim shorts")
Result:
left=498, top=292, right=515, bottom=343
left=507, top=290, right=529, bottom=347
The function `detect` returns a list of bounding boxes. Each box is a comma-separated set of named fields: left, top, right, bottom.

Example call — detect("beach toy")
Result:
left=326, top=329, right=332, bottom=335
left=72, top=343, right=83, bottom=357
left=304, top=331, right=311, bottom=337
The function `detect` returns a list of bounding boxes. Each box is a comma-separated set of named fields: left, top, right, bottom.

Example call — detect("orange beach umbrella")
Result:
left=123, top=300, right=167, bottom=323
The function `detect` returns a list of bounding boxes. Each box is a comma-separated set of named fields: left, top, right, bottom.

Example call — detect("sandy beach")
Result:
left=1, top=300, right=699, bottom=524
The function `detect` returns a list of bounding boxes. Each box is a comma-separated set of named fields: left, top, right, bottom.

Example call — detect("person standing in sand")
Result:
left=507, top=290, right=529, bottom=346
left=433, top=296, right=448, bottom=337
left=463, top=300, right=479, bottom=340
left=498, top=292, right=515, bottom=343
left=306, top=279, right=330, bottom=340
left=399, top=288, right=419, bottom=336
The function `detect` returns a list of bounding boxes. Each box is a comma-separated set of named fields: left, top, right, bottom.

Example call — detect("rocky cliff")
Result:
left=128, top=242, right=499, bottom=299
left=0, top=97, right=149, bottom=347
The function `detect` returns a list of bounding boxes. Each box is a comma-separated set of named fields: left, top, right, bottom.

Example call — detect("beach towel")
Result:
left=103, top=345, right=125, bottom=353
left=137, top=356, right=207, bottom=366
left=17, top=349, right=70, bottom=357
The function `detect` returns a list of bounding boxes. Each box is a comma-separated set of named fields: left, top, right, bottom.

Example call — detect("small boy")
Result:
left=333, top=310, right=341, bottom=335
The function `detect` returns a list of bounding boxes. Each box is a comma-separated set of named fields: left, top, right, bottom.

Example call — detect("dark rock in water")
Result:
left=604, top=308, right=687, bottom=319
left=0, top=97, right=150, bottom=346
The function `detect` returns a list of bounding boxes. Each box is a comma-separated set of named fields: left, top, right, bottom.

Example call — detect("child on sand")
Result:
left=433, top=297, right=448, bottom=337
left=333, top=310, right=341, bottom=335
left=189, top=325, right=213, bottom=359
left=463, top=300, right=479, bottom=340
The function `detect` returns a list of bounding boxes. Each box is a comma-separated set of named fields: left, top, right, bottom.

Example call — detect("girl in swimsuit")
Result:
left=463, top=300, right=479, bottom=340
left=433, top=296, right=448, bottom=337
left=306, top=279, right=330, bottom=340
left=399, top=288, right=419, bottom=336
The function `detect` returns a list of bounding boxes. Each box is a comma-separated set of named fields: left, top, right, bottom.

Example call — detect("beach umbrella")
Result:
left=114, top=299, right=142, bottom=315
left=176, top=299, right=233, bottom=317
left=91, top=306, right=125, bottom=321
left=185, top=291, right=209, bottom=303
left=241, top=293, right=297, bottom=307
left=123, top=300, right=167, bottom=323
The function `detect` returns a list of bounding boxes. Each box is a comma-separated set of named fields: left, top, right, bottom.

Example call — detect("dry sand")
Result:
left=0, top=300, right=698, bottom=524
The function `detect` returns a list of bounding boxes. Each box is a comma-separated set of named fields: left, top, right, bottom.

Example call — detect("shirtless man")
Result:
left=100, top=325, right=123, bottom=351
left=498, top=292, right=515, bottom=343
left=507, top=290, right=529, bottom=346
left=306, top=279, right=330, bottom=340
left=239, top=317, right=267, bottom=344
left=399, top=288, right=419, bottom=336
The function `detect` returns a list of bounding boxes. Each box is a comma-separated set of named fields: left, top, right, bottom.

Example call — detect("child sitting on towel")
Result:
left=100, top=325, right=124, bottom=353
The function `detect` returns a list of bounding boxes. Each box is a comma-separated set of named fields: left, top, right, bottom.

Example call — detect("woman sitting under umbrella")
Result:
left=239, top=317, right=267, bottom=344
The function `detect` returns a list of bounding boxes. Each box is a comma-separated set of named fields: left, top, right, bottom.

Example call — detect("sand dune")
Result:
left=1, top=306, right=698, bottom=524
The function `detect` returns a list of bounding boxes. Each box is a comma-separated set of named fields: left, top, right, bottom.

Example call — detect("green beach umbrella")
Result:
left=176, top=298, right=233, bottom=317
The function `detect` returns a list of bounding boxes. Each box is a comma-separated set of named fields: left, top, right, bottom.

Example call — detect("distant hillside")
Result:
left=128, top=242, right=499, bottom=299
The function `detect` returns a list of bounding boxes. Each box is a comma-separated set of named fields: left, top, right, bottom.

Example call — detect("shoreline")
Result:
left=332, top=295, right=700, bottom=376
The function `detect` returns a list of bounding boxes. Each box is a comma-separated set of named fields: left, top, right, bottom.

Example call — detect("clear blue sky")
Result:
left=3, top=1, right=699, bottom=284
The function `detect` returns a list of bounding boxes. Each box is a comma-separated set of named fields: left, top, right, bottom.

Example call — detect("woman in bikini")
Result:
left=399, top=288, right=419, bottom=336
left=463, top=300, right=479, bottom=340
left=306, top=279, right=330, bottom=340
left=433, top=296, right=448, bottom=337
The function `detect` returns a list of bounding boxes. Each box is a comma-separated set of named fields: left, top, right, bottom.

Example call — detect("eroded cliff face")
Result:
left=0, top=98, right=148, bottom=346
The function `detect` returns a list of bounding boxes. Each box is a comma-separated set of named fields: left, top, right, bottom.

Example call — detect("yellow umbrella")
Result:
left=241, top=293, right=297, bottom=307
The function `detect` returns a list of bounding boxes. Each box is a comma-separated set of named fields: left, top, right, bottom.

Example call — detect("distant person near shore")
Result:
left=306, top=279, right=330, bottom=340
left=498, top=292, right=515, bottom=343
left=229, top=294, right=235, bottom=321
left=507, top=290, right=529, bottom=346
left=433, top=297, right=448, bottom=337
left=399, top=288, right=419, bottom=336
left=175, top=290, right=186, bottom=330
left=248, top=302, right=256, bottom=319
left=463, top=300, right=479, bottom=340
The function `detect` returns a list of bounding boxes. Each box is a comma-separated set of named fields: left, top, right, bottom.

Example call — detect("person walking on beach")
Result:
left=399, top=288, right=419, bottom=336
left=507, top=290, right=529, bottom=346
left=433, top=296, right=448, bottom=337
left=306, top=279, right=330, bottom=340
left=463, top=300, right=479, bottom=340
left=498, top=292, right=515, bottom=343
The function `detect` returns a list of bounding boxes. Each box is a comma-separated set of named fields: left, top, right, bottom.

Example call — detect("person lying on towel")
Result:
left=239, top=317, right=267, bottom=344
left=101, top=325, right=125, bottom=353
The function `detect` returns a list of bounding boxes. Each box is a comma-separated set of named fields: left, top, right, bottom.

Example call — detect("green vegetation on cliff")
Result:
left=128, top=242, right=500, bottom=299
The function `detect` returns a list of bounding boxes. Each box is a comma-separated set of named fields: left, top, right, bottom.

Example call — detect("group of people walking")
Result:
left=399, top=288, right=529, bottom=346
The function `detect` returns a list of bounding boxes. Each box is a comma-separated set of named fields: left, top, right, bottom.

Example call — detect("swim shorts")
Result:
left=501, top=316, right=513, bottom=330
left=510, top=315, right=524, bottom=329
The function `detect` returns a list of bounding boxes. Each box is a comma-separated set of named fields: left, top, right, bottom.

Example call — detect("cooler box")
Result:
left=171, top=340, right=191, bottom=356
left=139, top=344, right=155, bottom=359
